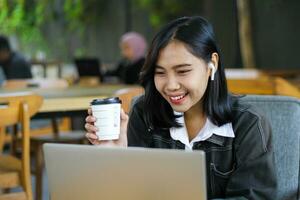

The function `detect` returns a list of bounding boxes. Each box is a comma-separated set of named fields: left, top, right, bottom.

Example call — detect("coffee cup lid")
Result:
left=90, top=97, right=122, bottom=105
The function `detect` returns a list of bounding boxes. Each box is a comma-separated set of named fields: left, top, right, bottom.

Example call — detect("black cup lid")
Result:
left=90, top=97, right=122, bottom=105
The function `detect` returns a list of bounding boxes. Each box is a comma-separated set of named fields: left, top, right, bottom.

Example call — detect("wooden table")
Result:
left=1, top=84, right=131, bottom=116
left=1, top=84, right=135, bottom=134
left=227, top=77, right=300, bottom=98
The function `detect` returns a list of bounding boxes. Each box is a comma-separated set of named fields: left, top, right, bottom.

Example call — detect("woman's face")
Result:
left=0, top=50, right=10, bottom=63
left=120, top=42, right=134, bottom=61
left=154, top=41, right=211, bottom=114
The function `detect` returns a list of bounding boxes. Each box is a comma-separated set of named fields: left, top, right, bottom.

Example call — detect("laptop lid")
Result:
left=74, top=58, right=103, bottom=80
left=44, top=143, right=207, bottom=200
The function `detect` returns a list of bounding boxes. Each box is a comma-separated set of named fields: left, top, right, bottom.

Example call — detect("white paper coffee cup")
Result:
left=90, top=97, right=122, bottom=140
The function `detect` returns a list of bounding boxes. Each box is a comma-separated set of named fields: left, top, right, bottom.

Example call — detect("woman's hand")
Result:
left=85, top=108, right=129, bottom=147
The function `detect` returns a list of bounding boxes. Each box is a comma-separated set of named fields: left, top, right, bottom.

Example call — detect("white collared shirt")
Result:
left=170, top=114, right=235, bottom=151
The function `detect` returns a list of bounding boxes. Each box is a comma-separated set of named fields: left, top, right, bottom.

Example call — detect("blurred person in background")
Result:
left=0, top=35, right=32, bottom=80
left=104, top=32, right=147, bottom=84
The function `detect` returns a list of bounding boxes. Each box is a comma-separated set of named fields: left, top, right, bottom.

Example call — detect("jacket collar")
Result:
left=169, top=116, right=235, bottom=149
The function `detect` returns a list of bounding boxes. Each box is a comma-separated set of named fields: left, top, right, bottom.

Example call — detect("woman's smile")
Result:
left=167, top=92, right=188, bottom=105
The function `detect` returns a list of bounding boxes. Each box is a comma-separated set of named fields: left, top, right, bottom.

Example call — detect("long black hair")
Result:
left=140, top=16, right=233, bottom=128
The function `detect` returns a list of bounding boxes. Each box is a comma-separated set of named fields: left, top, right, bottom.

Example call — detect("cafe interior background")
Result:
left=1, top=0, right=300, bottom=200
left=1, top=0, right=300, bottom=76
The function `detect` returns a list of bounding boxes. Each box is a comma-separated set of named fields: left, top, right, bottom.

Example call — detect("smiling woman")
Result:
left=85, top=16, right=277, bottom=199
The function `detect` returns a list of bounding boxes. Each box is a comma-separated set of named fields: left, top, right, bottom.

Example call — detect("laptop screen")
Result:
left=74, top=58, right=103, bottom=81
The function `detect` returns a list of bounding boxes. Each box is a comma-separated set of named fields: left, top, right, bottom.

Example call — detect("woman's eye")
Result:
left=155, top=71, right=165, bottom=75
left=178, top=70, right=191, bottom=74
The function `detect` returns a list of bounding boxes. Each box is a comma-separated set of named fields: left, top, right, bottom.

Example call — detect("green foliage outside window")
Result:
left=134, top=0, right=203, bottom=28
left=0, top=0, right=201, bottom=57
left=0, top=0, right=102, bottom=57
left=0, top=0, right=49, bottom=54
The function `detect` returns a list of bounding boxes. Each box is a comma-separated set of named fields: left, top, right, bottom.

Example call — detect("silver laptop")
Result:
left=44, top=143, right=207, bottom=200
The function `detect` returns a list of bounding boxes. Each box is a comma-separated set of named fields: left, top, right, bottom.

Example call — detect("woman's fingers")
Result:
left=85, top=132, right=101, bottom=145
left=86, top=108, right=101, bottom=145
left=84, top=123, right=98, bottom=132
left=85, top=115, right=96, bottom=123
left=86, top=132, right=98, bottom=140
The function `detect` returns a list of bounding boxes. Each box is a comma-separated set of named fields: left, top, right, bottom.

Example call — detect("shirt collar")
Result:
left=170, top=114, right=234, bottom=150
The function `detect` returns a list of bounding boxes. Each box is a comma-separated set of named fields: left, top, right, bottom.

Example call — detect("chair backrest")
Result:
left=240, top=95, right=300, bottom=200
left=0, top=92, right=43, bottom=118
left=114, top=86, right=144, bottom=113
left=227, top=77, right=300, bottom=98
left=0, top=92, right=43, bottom=150
left=0, top=92, right=43, bottom=200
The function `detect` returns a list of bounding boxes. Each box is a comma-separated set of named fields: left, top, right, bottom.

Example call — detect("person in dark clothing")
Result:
left=105, top=32, right=147, bottom=84
left=0, top=35, right=32, bottom=80
left=85, top=16, right=277, bottom=199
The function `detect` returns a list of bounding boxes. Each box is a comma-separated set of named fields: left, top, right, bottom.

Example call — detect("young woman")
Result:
left=85, top=16, right=277, bottom=199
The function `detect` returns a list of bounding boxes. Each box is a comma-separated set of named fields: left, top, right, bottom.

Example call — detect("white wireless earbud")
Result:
left=208, top=62, right=216, bottom=81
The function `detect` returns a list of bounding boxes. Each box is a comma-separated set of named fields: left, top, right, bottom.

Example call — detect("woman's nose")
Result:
left=165, top=76, right=180, bottom=91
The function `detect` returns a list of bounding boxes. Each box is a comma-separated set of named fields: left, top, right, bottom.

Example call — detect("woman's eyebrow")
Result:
left=155, top=63, right=192, bottom=69
left=155, top=65, right=164, bottom=70
left=173, top=64, right=192, bottom=69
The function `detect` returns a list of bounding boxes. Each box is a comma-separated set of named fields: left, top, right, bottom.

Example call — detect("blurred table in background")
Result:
left=36, top=84, right=129, bottom=118
left=262, top=69, right=300, bottom=90
left=225, top=68, right=300, bottom=98
left=1, top=80, right=132, bottom=138
left=225, top=68, right=266, bottom=79
left=2, top=78, right=68, bottom=89
left=1, top=83, right=134, bottom=116
left=227, top=77, right=300, bottom=98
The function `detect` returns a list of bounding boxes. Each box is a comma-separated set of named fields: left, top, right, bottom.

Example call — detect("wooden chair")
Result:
left=0, top=92, right=43, bottom=200
left=227, top=76, right=300, bottom=98
left=25, top=80, right=86, bottom=200
left=114, top=86, right=144, bottom=113
left=2, top=80, right=86, bottom=200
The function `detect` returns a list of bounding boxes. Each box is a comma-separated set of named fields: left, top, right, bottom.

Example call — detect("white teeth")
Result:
left=170, top=95, right=185, bottom=100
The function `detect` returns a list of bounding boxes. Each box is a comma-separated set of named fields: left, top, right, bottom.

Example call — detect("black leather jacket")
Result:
left=127, top=96, right=277, bottom=200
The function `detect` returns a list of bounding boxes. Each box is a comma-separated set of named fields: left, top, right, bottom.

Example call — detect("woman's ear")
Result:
left=208, top=53, right=219, bottom=81
left=211, top=52, right=219, bottom=70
